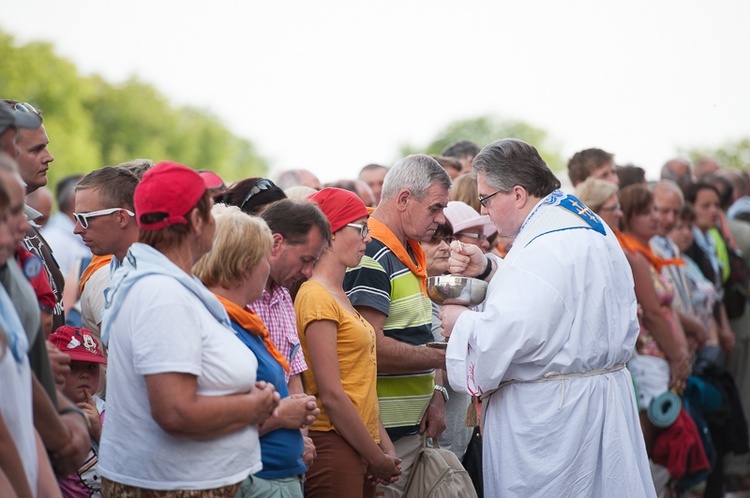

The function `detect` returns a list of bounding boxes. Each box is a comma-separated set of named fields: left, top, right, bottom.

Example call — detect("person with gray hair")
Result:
left=275, top=168, right=322, bottom=191
left=660, top=158, right=693, bottom=192
left=441, top=139, right=655, bottom=496
left=650, top=181, right=697, bottom=319
left=41, top=174, right=91, bottom=279
left=343, top=154, right=451, bottom=498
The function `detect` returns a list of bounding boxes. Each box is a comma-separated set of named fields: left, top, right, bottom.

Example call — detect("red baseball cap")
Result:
left=49, top=326, right=107, bottom=364
left=308, top=187, right=369, bottom=233
left=199, top=170, right=225, bottom=190
left=134, top=161, right=207, bottom=230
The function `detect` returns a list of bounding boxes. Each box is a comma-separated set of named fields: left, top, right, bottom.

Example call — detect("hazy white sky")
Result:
left=3, top=0, right=750, bottom=183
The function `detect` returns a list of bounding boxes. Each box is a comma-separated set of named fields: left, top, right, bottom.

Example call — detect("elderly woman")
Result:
left=422, top=222, right=453, bottom=279
left=574, top=177, right=622, bottom=231
left=98, top=162, right=279, bottom=497
left=444, top=200, right=497, bottom=255
left=295, top=188, right=401, bottom=498
left=194, top=204, right=319, bottom=498
left=616, top=184, right=691, bottom=453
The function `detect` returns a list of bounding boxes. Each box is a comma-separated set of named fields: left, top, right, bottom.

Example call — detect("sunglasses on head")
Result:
left=239, top=179, right=275, bottom=211
left=13, top=102, right=40, bottom=115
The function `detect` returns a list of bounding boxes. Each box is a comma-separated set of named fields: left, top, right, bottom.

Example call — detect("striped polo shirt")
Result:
left=344, top=238, right=434, bottom=439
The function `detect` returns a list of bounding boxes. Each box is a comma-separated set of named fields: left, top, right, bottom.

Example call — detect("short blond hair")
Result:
left=575, top=177, right=619, bottom=212
left=194, top=204, right=273, bottom=289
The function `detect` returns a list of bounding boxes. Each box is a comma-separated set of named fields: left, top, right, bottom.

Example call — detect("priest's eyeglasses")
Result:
left=478, top=190, right=502, bottom=208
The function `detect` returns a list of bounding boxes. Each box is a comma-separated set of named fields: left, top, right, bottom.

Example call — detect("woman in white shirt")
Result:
left=98, top=162, right=280, bottom=497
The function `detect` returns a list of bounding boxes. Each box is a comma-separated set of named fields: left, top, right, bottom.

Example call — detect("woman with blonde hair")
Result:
left=574, top=177, right=622, bottom=231
left=295, top=188, right=401, bottom=498
left=194, top=204, right=319, bottom=497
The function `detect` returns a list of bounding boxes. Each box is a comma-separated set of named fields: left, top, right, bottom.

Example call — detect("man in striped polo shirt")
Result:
left=344, top=154, right=451, bottom=498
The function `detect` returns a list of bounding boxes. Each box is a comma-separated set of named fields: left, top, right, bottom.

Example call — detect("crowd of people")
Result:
left=1, top=97, right=750, bottom=498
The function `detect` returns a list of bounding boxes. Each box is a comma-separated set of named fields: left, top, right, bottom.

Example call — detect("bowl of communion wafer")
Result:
left=426, top=275, right=488, bottom=307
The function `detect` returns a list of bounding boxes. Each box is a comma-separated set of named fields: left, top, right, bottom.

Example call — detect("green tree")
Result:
left=0, top=29, right=267, bottom=193
left=0, top=32, right=102, bottom=185
left=682, top=138, right=750, bottom=170
left=400, top=115, right=564, bottom=171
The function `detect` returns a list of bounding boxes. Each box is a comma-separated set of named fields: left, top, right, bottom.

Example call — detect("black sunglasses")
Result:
left=239, top=179, right=275, bottom=211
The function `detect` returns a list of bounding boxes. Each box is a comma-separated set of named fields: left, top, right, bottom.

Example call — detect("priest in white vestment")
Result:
left=441, top=139, right=656, bottom=497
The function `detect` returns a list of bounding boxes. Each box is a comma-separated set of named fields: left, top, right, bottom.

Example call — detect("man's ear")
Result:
left=513, top=185, right=529, bottom=209
left=187, top=207, right=202, bottom=234
left=396, top=188, right=412, bottom=212
left=271, top=233, right=284, bottom=256
left=118, top=207, right=137, bottom=229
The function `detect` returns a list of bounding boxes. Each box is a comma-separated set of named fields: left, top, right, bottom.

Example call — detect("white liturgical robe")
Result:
left=446, top=190, right=656, bottom=497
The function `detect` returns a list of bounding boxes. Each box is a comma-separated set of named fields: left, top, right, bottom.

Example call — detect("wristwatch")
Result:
left=434, top=384, right=449, bottom=402
left=476, top=256, right=493, bottom=281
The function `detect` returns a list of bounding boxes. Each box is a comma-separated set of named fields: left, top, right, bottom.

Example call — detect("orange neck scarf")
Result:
left=616, top=231, right=685, bottom=273
left=368, top=218, right=428, bottom=294
left=214, top=293, right=290, bottom=373
left=78, top=254, right=113, bottom=296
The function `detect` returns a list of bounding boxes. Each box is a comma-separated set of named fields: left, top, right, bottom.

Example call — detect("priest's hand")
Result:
left=448, top=241, right=486, bottom=277
left=439, top=305, right=468, bottom=339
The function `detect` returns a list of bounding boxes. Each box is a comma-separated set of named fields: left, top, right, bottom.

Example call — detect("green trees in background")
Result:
left=400, top=115, right=565, bottom=172
left=0, top=30, right=267, bottom=190
left=684, top=138, right=750, bottom=171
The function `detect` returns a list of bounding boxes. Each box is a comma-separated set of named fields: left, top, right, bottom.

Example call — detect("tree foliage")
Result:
left=682, top=138, right=750, bottom=170
left=400, top=115, right=565, bottom=171
left=0, top=30, right=267, bottom=191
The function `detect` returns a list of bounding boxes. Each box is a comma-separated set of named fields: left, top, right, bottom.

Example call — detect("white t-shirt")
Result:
left=98, top=275, right=261, bottom=490
left=0, top=287, right=37, bottom=497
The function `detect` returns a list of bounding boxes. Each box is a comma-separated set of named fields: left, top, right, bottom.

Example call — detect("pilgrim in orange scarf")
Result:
left=78, top=254, right=113, bottom=296
left=616, top=231, right=685, bottom=273
left=368, top=218, right=428, bottom=294
left=214, top=293, right=290, bottom=373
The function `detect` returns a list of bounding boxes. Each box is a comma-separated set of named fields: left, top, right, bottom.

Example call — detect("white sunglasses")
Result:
left=73, top=207, right=134, bottom=229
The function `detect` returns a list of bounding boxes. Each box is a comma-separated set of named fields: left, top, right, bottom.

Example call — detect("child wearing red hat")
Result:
left=49, top=325, right=107, bottom=498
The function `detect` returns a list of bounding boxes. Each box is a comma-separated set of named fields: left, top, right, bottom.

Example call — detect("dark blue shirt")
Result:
left=231, top=321, right=305, bottom=479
